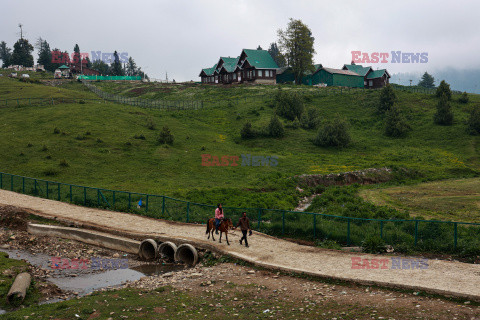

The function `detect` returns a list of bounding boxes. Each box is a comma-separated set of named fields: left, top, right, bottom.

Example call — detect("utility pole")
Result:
left=18, top=23, right=23, bottom=39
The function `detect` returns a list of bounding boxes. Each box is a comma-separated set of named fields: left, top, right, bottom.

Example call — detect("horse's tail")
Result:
left=206, top=219, right=210, bottom=234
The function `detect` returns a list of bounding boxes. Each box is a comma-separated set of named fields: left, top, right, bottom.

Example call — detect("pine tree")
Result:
left=36, top=38, right=54, bottom=72
left=268, top=42, right=286, bottom=68
left=467, top=106, right=480, bottom=135
left=378, top=84, right=397, bottom=113
left=0, top=41, right=12, bottom=68
left=110, top=51, right=124, bottom=76
left=418, top=72, right=435, bottom=88
left=11, top=38, right=34, bottom=67
left=126, top=57, right=137, bottom=76
left=434, top=93, right=454, bottom=125
left=278, top=19, right=315, bottom=84
left=385, top=106, right=411, bottom=137
left=267, top=115, right=285, bottom=138
left=436, top=80, right=452, bottom=100
left=257, top=45, right=263, bottom=50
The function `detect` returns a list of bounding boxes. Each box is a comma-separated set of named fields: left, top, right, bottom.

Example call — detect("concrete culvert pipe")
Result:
left=175, top=244, right=199, bottom=266
left=7, top=272, right=31, bottom=305
left=157, top=241, right=177, bottom=262
left=138, top=239, right=158, bottom=261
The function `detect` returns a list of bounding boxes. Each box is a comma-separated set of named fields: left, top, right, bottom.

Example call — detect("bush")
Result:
left=436, top=80, right=452, bottom=100
left=53, top=127, right=60, bottom=134
left=300, top=108, right=321, bottom=130
left=134, top=134, right=146, bottom=140
left=286, top=117, right=300, bottom=129
left=378, top=84, right=397, bottom=113
left=467, top=106, right=480, bottom=135
left=267, top=115, right=285, bottom=138
left=274, top=90, right=304, bottom=120
left=79, top=99, right=86, bottom=104
left=434, top=94, right=454, bottom=125
left=240, top=122, right=257, bottom=139
left=313, top=116, right=351, bottom=147
left=157, top=126, right=174, bottom=145
left=458, top=91, right=469, bottom=104
left=385, top=106, right=411, bottom=137
left=146, top=118, right=156, bottom=130
left=59, top=159, right=69, bottom=167
left=361, top=235, right=386, bottom=254
left=43, top=168, right=58, bottom=176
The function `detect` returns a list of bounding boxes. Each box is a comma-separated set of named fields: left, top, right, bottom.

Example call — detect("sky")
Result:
left=1, top=0, right=480, bottom=82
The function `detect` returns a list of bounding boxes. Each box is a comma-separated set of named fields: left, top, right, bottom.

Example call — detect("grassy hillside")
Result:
left=0, top=77, right=479, bottom=212
left=360, top=178, right=480, bottom=222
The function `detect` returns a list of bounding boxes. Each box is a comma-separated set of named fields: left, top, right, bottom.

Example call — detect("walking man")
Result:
left=236, top=212, right=252, bottom=247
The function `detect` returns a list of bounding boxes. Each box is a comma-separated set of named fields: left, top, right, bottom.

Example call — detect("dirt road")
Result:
left=1, top=189, right=479, bottom=301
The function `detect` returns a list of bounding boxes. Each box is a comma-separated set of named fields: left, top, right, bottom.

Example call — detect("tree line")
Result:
left=0, top=25, right=146, bottom=77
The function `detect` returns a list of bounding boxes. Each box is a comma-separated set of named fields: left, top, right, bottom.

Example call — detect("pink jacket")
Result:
left=215, top=208, right=224, bottom=219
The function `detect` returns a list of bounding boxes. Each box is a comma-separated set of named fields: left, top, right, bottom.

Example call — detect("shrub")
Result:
left=43, top=168, right=58, bottom=176
left=79, top=99, right=86, bottom=104
left=274, top=90, right=304, bottom=120
left=385, top=106, right=411, bottom=137
left=41, top=145, right=48, bottom=151
left=361, top=235, right=386, bottom=254
left=134, top=134, right=146, bottom=140
left=286, top=117, right=300, bottom=129
left=458, top=91, right=469, bottom=104
left=434, top=94, right=454, bottom=125
left=146, top=118, right=156, bottom=130
left=267, top=115, right=285, bottom=138
left=240, top=121, right=257, bottom=139
left=378, top=84, right=397, bottom=113
left=300, top=108, right=321, bottom=129
left=436, top=80, right=452, bottom=100
left=467, top=106, right=480, bottom=135
left=96, top=138, right=103, bottom=143
left=157, top=126, right=174, bottom=145
left=313, top=116, right=351, bottom=147
left=53, top=127, right=60, bottom=134
left=27, top=143, right=33, bottom=147
left=59, top=159, right=69, bottom=167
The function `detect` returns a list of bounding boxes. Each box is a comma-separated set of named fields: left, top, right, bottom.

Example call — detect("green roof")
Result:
left=220, top=57, right=239, bottom=73
left=200, top=63, right=217, bottom=76
left=242, top=49, right=279, bottom=69
left=367, top=69, right=389, bottom=79
left=58, top=65, right=70, bottom=69
left=343, top=64, right=371, bottom=76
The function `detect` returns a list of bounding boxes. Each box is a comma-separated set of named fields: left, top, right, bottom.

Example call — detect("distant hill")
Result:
left=391, top=68, right=480, bottom=94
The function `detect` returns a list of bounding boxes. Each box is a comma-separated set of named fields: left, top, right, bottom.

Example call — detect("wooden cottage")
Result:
left=342, top=64, right=390, bottom=89
left=199, top=64, right=217, bottom=84
left=236, top=49, right=278, bottom=84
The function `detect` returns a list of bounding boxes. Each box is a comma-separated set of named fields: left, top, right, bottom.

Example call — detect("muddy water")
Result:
left=0, top=248, right=184, bottom=298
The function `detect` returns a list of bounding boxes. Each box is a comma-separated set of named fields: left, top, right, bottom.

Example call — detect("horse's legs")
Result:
left=211, top=229, right=215, bottom=241
left=207, top=226, right=210, bottom=239
left=226, top=232, right=230, bottom=245
left=219, top=231, right=222, bottom=243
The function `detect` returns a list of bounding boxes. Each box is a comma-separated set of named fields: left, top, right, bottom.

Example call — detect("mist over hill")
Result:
left=391, top=68, right=480, bottom=94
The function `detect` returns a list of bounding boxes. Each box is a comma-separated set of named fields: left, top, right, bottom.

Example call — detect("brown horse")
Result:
left=206, top=218, right=234, bottom=245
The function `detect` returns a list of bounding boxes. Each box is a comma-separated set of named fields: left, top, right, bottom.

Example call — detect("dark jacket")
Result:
left=236, top=216, right=250, bottom=231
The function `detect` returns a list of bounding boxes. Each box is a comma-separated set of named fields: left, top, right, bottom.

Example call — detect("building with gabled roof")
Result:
left=342, top=63, right=390, bottom=88
left=312, top=67, right=364, bottom=88
left=199, top=48, right=279, bottom=85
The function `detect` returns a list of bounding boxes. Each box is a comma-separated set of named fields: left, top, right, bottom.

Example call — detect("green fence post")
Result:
left=128, top=193, right=131, bottom=209
left=83, top=187, right=87, bottom=205
left=97, top=189, right=100, bottom=206
left=162, top=196, right=165, bottom=216
left=313, top=214, right=317, bottom=239
left=146, top=195, right=149, bottom=213
left=57, top=183, right=61, bottom=200
left=347, top=218, right=351, bottom=246
left=0, top=172, right=2, bottom=189
left=414, top=220, right=419, bottom=246
left=454, top=222, right=458, bottom=249
left=34, top=179, right=37, bottom=194
left=10, top=175, right=14, bottom=191
left=282, top=210, right=285, bottom=235
left=112, top=191, right=115, bottom=207
left=70, top=185, right=73, bottom=203
left=186, top=202, right=190, bottom=223
left=46, top=181, right=49, bottom=198
left=22, top=177, right=25, bottom=193
left=257, top=209, right=262, bottom=229
left=380, top=221, right=384, bottom=239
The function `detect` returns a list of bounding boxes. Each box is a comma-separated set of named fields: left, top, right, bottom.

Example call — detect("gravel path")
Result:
left=1, top=189, right=479, bottom=300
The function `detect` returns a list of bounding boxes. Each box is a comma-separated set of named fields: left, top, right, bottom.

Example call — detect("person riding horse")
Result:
left=214, top=203, right=224, bottom=235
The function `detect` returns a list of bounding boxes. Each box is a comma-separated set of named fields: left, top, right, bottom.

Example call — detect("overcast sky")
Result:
left=2, top=0, right=480, bottom=81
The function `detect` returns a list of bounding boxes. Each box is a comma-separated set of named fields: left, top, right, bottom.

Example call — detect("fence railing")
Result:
left=82, top=81, right=204, bottom=110
left=1, top=171, right=479, bottom=252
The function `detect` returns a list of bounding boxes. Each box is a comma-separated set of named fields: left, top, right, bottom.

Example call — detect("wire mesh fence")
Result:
left=1, top=171, right=479, bottom=252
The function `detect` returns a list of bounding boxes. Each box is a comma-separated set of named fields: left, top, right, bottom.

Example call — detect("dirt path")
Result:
left=1, top=189, right=479, bottom=301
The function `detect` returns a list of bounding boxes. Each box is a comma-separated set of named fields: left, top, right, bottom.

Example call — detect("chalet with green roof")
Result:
left=342, top=63, right=390, bottom=88
left=312, top=67, right=364, bottom=88
left=199, top=48, right=279, bottom=85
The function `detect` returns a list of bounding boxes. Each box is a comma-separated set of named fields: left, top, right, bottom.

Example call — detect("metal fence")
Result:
left=1, top=171, right=479, bottom=252
left=82, top=81, right=203, bottom=110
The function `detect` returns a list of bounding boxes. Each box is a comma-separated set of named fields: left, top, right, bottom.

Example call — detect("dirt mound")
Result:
left=296, top=167, right=394, bottom=187
left=0, top=205, right=29, bottom=231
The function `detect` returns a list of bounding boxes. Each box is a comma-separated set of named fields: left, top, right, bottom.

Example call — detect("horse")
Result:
left=206, top=218, right=234, bottom=245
